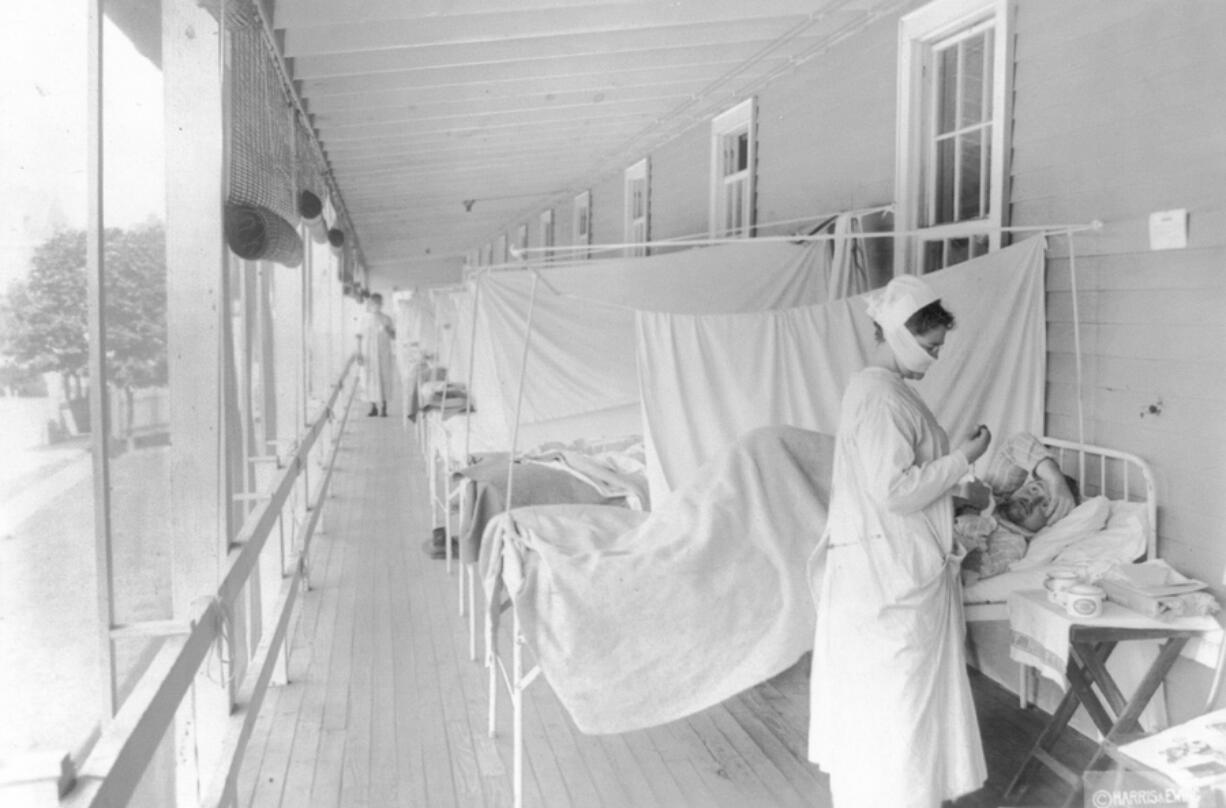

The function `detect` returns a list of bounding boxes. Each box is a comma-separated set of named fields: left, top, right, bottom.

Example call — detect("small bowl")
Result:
left=1045, top=570, right=1080, bottom=604
left=1065, top=583, right=1105, bottom=619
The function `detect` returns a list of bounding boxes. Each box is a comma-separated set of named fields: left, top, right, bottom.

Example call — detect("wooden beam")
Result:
left=290, top=38, right=796, bottom=81
left=281, top=7, right=821, bottom=56
left=296, top=53, right=765, bottom=96
left=311, top=88, right=698, bottom=127
left=276, top=0, right=642, bottom=27
left=86, top=0, right=118, bottom=726
left=162, top=3, right=229, bottom=802
left=318, top=108, right=656, bottom=142
left=321, top=126, right=636, bottom=157
left=302, top=71, right=719, bottom=112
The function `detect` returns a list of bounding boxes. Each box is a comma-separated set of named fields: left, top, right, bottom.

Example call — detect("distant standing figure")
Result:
left=360, top=293, right=396, bottom=417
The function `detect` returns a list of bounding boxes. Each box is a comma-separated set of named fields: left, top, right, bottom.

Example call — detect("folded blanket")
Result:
left=454, top=453, right=620, bottom=561
left=526, top=449, right=649, bottom=510
left=480, top=425, right=834, bottom=734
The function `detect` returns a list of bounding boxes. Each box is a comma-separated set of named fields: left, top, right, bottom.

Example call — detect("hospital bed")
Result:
left=480, top=426, right=833, bottom=808
left=428, top=410, right=649, bottom=660
left=961, top=436, right=1158, bottom=708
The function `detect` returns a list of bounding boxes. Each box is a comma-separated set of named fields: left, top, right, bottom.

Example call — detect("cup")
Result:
left=1065, top=584, right=1105, bottom=619
left=1044, top=569, right=1080, bottom=605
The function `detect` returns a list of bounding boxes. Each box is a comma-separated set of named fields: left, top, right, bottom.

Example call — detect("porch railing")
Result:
left=55, top=356, right=359, bottom=807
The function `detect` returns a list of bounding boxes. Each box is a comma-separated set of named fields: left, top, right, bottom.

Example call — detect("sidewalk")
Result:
left=0, top=439, right=91, bottom=538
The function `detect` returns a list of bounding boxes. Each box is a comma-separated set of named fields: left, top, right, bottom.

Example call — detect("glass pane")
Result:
left=970, top=233, right=990, bottom=258
left=0, top=3, right=99, bottom=763
left=982, top=133, right=993, bottom=218
left=736, top=131, right=749, bottom=173
left=102, top=0, right=174, bottom=768
left=982, top=31, right=995, bottom=122
left=947, top=237, right=970, bottom=267
left=933, top=136, right=956, bottom=225
left=921, top=240, right=945, bottom=274
left=957, top=128, right=984, bottom=221
left=960, top=33, right=986, bottom=127
left=936, top=45, right=958, bottom=135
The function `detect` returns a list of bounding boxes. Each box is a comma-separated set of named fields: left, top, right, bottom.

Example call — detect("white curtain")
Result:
left=636, top=236, right=1048, bottom=502
left=467, top=240, right=833, bottom=450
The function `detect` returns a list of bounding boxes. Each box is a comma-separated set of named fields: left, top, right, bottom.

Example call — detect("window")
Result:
left=515, top=223, right=529, bottom=261
left=572, top=190, right=591, bottom=260
left=895, top=0, right=1011, bottom=274
left=538, top=208, right=554, bottom=263
left=624, top=158, right=649, bottom=257
left=710, top=98, right=756, bottom=238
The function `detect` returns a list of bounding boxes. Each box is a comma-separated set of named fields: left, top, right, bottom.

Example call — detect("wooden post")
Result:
left=86, top=0, right=117, bottom=728
left=163, top=1, right=230, bottom=800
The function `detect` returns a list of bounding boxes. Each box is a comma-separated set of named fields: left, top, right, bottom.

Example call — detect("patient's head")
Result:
left=998, top=474, right=1081, bottom=534
left=999, top=479, right=1051, bottom=533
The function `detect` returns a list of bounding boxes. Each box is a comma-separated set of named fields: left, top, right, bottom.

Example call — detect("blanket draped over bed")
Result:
left=480, top=425, right=835, bottom=734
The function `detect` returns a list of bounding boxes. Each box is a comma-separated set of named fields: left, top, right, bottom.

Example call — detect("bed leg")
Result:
left=487, top=610, right=498, bottom=738
left=468, top=566, right=478, bottom=661
left=443, top=455, right=454, bottom=575
left=513, top=611, right=524, bottom=808
left=457, top=489, right=467, bottom=615
left=1018, top=664, right=1034, bottom=708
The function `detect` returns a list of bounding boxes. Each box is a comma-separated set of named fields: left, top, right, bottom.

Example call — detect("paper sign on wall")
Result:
left=1148, top=209, right=1188, bottom=251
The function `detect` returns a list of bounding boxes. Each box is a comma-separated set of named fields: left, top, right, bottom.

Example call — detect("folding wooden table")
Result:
left=1002, top=589, right=1217, bottom=807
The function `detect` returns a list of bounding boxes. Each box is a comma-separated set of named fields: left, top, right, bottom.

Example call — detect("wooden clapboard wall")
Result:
left=1009, top=0, right=1226, bottom=595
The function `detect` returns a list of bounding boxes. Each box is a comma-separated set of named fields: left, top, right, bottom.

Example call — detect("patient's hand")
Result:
left=1034, top=457, right=1076, bottom=526
left=1043, top=480, right=1075, bottom=526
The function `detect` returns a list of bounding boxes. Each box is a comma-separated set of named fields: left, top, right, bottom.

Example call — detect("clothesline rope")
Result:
left=467, top=220, right=1104, bottom=275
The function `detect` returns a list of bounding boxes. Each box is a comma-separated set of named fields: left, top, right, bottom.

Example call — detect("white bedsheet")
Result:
left=480, top=426, right=835, bottom=734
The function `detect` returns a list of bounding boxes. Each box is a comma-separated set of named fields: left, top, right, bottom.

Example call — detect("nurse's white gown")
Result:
left=808, top=366, right=986, bottom=807
left=362, top=311, right=396, bottom=404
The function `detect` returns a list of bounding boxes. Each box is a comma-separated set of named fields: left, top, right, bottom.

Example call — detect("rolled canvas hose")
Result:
left=298, top=190, right=328, bottom=244
left=224, top=202, right=303, bottom=267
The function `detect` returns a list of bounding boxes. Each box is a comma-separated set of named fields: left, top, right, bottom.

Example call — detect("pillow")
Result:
left=1009, top=495, right=1110, bottom=571
left=1053, top=522, right=1147, bottom=567
left=1106, top=499, right=1151, bottom=547
left=1054, top=500, right=1149, bottom=567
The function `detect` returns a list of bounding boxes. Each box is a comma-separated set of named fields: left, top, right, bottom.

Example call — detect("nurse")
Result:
left=808, top=275, right=992, bottom=807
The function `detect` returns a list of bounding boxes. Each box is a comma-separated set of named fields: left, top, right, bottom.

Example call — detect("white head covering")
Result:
left=863, top=275, right=943, bottom=375
left=863, top=275, right=940, bottom=331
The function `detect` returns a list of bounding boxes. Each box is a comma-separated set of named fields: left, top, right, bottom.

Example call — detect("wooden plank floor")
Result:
left=237, top=411, right=1093, bottom=808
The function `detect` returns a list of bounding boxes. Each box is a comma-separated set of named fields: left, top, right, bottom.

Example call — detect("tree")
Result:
left=2, top=230, right=89, bottom=383
left=0, top=223, right=168, bottom=433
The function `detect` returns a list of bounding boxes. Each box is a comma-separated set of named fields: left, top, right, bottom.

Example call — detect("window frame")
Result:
left=623, top=158, right=650, bottom=257
left=709, top=97, right=757, bottom=239
left=894, top=0, right=1013, bottom=274
left=538, top=208, right=554, bottom=263
left=572, top=190, right=591, bottom=260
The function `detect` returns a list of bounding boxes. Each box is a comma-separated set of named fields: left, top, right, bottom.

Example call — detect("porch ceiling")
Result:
left=274, top=0, right=907, bottom=272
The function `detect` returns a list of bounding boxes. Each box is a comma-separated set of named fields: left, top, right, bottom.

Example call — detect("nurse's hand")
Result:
left=958, top=425, right=992, bottom=464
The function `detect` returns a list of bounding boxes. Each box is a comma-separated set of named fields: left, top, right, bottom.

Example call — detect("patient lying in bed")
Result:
left=957, top=432, right=1079, bottom=585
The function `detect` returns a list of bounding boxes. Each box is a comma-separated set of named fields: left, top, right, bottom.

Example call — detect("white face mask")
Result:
left=884, top=324, right=936, bottom=375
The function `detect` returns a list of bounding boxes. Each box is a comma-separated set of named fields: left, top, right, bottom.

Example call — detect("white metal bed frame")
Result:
left=963, top=435, right=1157, bottom=623
left=963, top=436, right=1157, bottom=708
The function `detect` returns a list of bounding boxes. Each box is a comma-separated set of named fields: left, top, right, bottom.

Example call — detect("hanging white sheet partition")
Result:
left=468, top=240, right=834, bottom=451
left=636, top=236, right=1048, bottom=502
